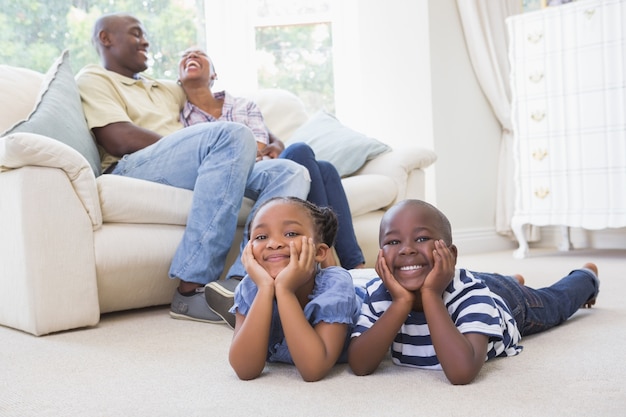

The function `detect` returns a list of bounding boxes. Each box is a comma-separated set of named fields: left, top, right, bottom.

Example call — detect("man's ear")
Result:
left=315, top=243, right=331, bottom=263
left=98, top=30, right=112, bottom=47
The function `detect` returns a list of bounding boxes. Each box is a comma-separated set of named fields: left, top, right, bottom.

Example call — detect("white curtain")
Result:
left=456, top=0, right=523, bottom=237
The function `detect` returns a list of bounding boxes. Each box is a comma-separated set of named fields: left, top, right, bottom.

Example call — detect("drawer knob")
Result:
left=529, top=71, right=544, bottom=83
left=531, top=111, right=546, bottom=122
left=534, top=187, right=550, bottom=199
left=527, top=32, right=543, bottom=44
left=532, top=148, right=548, bottom=161
left=584, top=8, right=596, bottom=19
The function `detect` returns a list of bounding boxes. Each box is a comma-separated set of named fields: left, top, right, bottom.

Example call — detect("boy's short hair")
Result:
left=381, top=199, right=453, bottom=246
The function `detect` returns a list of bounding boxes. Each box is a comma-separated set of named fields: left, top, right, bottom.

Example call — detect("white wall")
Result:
left=334, top=0, right=512, bottom=252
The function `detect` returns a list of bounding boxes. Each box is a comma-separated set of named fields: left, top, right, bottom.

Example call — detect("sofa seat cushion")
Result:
left=97, top=173, right=393, bottom=226
left=341, top=174, right=397, bottom=217
left=97, top=174, right=251, bottom=226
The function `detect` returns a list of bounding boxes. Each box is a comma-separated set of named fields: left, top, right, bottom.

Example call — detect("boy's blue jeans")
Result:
left=474, top=267, right=599, bottom=336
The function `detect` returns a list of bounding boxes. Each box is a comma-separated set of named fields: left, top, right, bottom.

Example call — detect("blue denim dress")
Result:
left=230, top=266, right=362, bottom=364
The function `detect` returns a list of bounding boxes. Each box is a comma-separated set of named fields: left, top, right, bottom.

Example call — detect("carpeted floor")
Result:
left=1, top=248, right=624, bottom=416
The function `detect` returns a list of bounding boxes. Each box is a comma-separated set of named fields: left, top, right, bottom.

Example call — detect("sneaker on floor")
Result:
left=205, top=279, right=239, bottom=329
left=170, top=287, right=224, bottom=324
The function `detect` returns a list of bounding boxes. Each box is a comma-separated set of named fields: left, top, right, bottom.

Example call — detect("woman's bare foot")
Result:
left=582, top=262, right=599, bottom=308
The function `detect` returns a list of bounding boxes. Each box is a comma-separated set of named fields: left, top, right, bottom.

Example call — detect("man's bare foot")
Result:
left=512, top=274, right=525, bottom=285
left=582, top=262, right=599, bottom=308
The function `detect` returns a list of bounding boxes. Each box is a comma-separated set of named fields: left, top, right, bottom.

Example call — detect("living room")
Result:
left=1, top=0, right=624, bottom=415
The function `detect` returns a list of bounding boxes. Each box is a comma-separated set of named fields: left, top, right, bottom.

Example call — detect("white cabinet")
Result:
left=507, top=0, right=626, bottom=258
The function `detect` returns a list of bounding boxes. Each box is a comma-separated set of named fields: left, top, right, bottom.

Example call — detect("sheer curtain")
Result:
left=456, top=0, right=526, bottom=237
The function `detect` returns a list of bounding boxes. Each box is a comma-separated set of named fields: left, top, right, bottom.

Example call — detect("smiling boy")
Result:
left=348, top=199, right=599, bottom=385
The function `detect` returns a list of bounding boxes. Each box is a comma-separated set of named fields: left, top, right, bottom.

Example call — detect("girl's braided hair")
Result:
left=249, top=196, right=338, bottom=247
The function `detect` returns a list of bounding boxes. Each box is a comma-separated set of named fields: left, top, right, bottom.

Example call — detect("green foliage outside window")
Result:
left=256, top=23, right=334, bottom=113
left=0, top=0, right=204, bottom=78
left=1, top=0, right=334, bottom=112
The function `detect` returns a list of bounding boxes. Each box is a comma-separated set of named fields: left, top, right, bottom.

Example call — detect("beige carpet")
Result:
left=1, top=248, right=624, bottom=416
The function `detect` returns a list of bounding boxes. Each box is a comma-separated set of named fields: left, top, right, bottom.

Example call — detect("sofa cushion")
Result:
left=341, top=174, right=397, bottom=216
left=288, top=111, right=391, bottom=177
left=97, top=174, right=253, bottom=227
left=0, top=65, right=43, bottom=133
left=245, top=88, right=309, bottom=141
left=0, top=50, right=102, bottom=176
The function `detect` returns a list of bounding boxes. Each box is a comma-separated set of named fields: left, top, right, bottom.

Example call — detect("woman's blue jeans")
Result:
left=280, top=142, right=365, bottom=269
left=474, top=267, right=599, bottom=336
left=109, top=122, right=309, bottom=284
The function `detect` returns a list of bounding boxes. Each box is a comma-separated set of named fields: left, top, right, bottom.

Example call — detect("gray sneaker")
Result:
left=170, top=288, right=224, bottom=324
left=205, top=279, right=240, bottom=329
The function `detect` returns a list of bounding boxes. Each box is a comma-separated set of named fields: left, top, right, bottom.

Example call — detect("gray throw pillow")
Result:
left=1, top=50, right=102, bottom=176
left=288, top=110, right=390, bottom=177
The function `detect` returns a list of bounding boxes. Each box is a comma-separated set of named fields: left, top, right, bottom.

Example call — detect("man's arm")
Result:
left=93, top=122, right=162, bottom=157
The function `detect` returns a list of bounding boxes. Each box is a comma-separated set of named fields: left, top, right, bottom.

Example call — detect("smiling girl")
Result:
left=227, top=197, right=362, bottom=382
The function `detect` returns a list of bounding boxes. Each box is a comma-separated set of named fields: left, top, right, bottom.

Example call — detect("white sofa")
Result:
left=0, top=56, right=437, bottom=336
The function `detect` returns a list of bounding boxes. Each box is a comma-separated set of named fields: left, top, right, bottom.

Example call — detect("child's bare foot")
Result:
left=582, top=262, right=599, bottom=308
left=512, top=274, right=525, bottom=285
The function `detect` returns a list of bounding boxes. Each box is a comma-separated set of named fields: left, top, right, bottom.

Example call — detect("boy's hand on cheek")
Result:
left=423, top=240, right=455, bottom=295
left=376, top=250, right=415, bottom=306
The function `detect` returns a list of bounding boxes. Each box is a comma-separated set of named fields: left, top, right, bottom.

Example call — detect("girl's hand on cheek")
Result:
left=276, top=237, right=315, bottom=293
left=423, top=240, right=455, bottom=295
left=241, top=241, right=273, bottom=288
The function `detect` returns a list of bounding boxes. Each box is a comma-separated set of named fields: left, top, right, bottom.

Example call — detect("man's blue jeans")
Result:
left=108, top=122, right=309, bottom=285
left=280, top=142, right=365, bottom=269
left=475, top=267, right=599, bottom=336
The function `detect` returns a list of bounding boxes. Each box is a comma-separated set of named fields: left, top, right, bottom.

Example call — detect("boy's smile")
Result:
left=378, top=201, right=455, bottom=292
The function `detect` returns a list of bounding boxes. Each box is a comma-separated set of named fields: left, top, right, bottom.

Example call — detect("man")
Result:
left=76, top=12, right=310, bottom=325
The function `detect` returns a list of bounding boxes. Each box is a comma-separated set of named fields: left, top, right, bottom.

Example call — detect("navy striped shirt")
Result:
left=352, top=269, right=522, bottom=370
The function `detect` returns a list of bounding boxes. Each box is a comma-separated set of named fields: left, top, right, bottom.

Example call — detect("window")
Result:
left=252, top=0, right=334, bottom=113
left=1, top=0, right=335, bottom=113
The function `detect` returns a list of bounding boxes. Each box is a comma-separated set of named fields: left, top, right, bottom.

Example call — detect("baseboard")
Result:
left=453, top=226, right=626, bottom=255
left=532, top=226, right=626, bottom=250
left=453, top=228, right=517, bottom=255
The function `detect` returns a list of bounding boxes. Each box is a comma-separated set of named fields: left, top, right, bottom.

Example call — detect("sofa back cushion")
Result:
left=244, top=88, right=309, bottom=141
left=0, top=66, right=44, bottom=133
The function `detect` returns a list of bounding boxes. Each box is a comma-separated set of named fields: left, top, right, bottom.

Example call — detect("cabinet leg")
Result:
left=511, top=217, right=529, bottom=259
left=557, top=226, right=572, bottom=251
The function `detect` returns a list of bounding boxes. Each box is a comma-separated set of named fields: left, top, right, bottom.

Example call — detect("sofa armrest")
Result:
left=0, top=165, right=100, bottom=335
left=355, top=146, right=437, bottom=205
left=0, top=132, right=102, bottom=227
